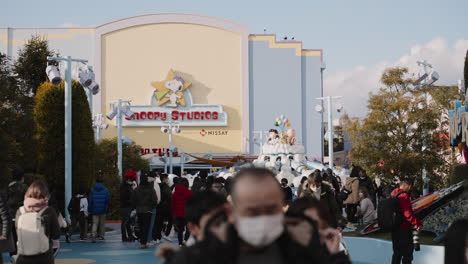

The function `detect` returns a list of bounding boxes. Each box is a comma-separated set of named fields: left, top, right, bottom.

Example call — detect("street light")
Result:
left=93, top=113, right=108, bottom=142
left=107, top=99, right=135, bottom=178
left=415, top=60, right=439, bottom=195
left=46, top=56, right=89, bottom=222
left=161, top=122, right=181, bottom=175
left=316, top=96, right=343, bottom=170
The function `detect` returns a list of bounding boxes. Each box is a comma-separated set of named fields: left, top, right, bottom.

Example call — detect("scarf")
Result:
left=24, top=197, right=48, bottom=212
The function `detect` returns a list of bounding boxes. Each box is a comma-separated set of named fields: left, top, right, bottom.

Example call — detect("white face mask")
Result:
left=236, top=213, right=284, bottom=247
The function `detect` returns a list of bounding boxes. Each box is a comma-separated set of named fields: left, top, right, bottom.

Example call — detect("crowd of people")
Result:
left=0, top=166, right=466, bottom=264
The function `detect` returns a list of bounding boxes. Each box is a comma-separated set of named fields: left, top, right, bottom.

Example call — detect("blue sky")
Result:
left=2, top=0, right=467, bottom=116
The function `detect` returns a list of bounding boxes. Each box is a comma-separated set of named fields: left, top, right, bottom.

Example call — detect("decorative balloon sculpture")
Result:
left=274, top=114, right=292, bottom=132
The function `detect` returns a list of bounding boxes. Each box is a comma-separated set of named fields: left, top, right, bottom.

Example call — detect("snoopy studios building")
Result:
left=1, top=13, right=325, bottom=168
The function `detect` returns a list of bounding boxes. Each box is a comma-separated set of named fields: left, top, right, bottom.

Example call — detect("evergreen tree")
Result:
left=34, top=81, right=95, bottom=197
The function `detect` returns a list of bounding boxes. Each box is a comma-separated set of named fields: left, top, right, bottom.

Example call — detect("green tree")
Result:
left=345, top=67, right=462, bottom=189
left=95, top=138, right=149, bottom=219
left=34, top=81, right=95, bottom=198
left=14, top=35, right=58, bottom=96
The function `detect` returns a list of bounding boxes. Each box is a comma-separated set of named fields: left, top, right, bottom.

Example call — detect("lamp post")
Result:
left=107, top=99, right=135, bottom=178
left=161, top=122, right=181, bottom=175
left=46, top=56, right=88, bottom=221
left=316, top=96, right=343, bottom=169
left=415, top=60, right=439, bottom=195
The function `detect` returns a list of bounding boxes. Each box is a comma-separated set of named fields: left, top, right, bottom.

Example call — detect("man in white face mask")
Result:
left=167, top=168, right=350, bottom=264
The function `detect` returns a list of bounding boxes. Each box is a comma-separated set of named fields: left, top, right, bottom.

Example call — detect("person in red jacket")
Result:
left=171, top=177, right=193, bottom=246
left=390, top=178, right=422, bottom=264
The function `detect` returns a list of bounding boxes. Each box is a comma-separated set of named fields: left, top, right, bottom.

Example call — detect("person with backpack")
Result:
left=15, top=180, right=60, bottom=264
left=66, top=189, right=88, bottom=242
left=343, top=167, right=360, bottom=223
left=89, top=178, right=110, bottom=243
left=379, top=178, right=422, bottom=264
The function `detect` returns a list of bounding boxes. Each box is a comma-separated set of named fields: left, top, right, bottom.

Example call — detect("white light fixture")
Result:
left=161, top=127, right=169, bottom=133
left=335, top=103, right=343, bottom=113
left=315, top=104, right=324, bottom=113
left=77, top=65, right=100, bottom=95
left=426, top=71, right=439, bottom=85
left=172, top=126, right=181, bottom=134
left=121, top=105, right=135, bottom=119
left=106, top=105, right=118, bottom=120
left=46, top=65, right=62, bottom=85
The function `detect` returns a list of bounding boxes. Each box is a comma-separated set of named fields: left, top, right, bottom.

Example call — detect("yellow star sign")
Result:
left=151, top=70, right=192, bottom=107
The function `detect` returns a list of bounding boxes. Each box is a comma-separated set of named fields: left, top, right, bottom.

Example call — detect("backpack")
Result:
left=16, top=207, right=50, bottom=256
left=377, top=191, right=407, bottom=231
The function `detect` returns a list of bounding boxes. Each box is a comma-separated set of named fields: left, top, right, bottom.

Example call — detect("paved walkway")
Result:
left=2, top=223, right=175, bottom=264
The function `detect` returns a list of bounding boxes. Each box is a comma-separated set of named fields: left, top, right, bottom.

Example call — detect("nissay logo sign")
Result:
left=121, top=70, right=227, bottom=127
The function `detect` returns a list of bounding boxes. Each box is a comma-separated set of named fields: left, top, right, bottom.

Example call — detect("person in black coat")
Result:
left=153, top=173, right=173, bottom=241
left=280, top=178, right=293, bottom=204
left=131, top=174, right=158, bottom=248
left=120, top=177, right=136, bottom=242
left=0, top=191, right=13, bottom=264
left=167, top=168, right=349, bottom=264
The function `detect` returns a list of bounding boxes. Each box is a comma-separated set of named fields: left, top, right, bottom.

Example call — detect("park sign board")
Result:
left=449, top=100, right=468, bottom=147
left=122, top=70, right=228, bottom=127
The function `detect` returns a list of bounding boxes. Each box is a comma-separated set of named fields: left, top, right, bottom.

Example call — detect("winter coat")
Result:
left=282, top=186, right=293, bottom=203
left=7, top=181, right=28, bottom=217
left=68, top=194, right=85, bottom=218
left=359, top=176, right=375, bottom=196
left=171, top=185, right=192, bottom=218
left=165, top=212, right=351, bottom=264
left=357, top=198, right=377, bottom=224
left=343, top=178, right=360, bottom=205
left=120, top=182, right=134, bottom=208
left=0, top=193, right=14, bottom=253
left=158, top=182, right=172, bottom=213
left=131, top=184, right=158, bottom=214
left=391, top=188, right=422, bottom=230
left=89, top=183, right=110, bottom=215
left=301, top=184, right=346, bottom=228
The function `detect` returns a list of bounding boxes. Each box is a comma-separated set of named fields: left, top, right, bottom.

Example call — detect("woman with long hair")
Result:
left=15, top=180, right=60, bottom=264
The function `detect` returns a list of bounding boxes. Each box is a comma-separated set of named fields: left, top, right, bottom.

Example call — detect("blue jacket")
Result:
left=89, top=183, right=110, bottom=215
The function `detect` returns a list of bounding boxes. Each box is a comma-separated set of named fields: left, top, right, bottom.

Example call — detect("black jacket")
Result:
left=7, top=181, right=27, bottom=216
left=301, top=184, right=346, bottom=228
left=120, top=182, right=134, bottom=208
left=169, top=214, right=350, bottom=264
left=0, top=194, right=9, bottom=238
left=131, top=184, right=157, bottom=214
left=158, top=182, right=172, bottom=211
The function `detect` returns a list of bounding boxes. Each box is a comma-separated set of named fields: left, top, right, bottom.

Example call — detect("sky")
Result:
left=2, top=0, right=467, bottom=117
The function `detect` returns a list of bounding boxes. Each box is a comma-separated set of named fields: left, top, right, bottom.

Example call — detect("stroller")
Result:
left=129, top=209, right=140, bottom=240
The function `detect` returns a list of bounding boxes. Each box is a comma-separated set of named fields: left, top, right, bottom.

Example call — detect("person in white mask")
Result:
left=167, top=168, right=350, bottom=264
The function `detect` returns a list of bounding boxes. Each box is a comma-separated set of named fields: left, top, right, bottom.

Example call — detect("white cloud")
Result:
left=325, top=38, right=468, bottom=117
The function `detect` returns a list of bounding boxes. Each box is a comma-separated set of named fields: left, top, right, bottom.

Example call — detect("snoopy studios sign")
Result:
left=122, top=70, right=228, bottom=127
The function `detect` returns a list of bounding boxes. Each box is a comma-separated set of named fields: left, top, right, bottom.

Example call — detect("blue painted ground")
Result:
left=2, top=223, right=173, bottom=264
